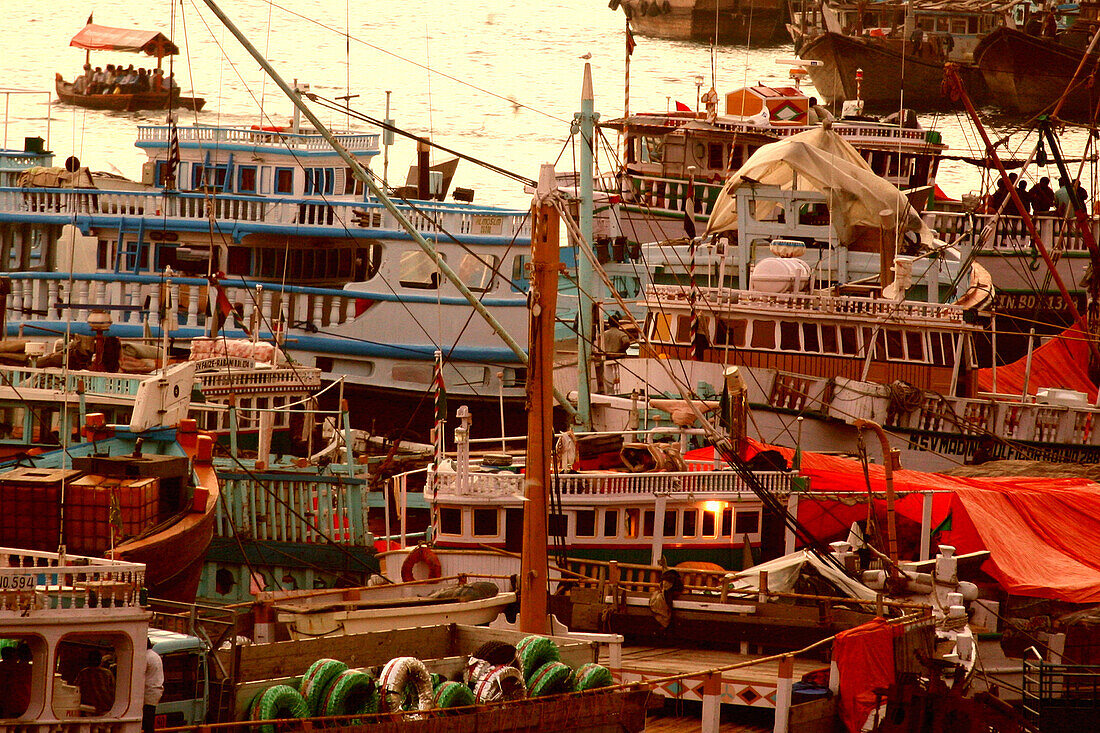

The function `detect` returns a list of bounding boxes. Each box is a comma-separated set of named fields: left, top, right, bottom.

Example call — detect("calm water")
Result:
left=1, top=0, right=1094, bottom=208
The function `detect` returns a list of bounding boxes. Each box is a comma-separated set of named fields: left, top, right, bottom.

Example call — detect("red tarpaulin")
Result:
left=70, top=24, right=179, bottom=56
left=833, top=618, right=900, bottom=733
left=687, top=439, right=1100, bottom=603
left=975, top=323, right=1098, bottom=402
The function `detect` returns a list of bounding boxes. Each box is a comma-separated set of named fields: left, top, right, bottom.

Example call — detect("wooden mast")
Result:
left=519, top=164, right=560, bottom=634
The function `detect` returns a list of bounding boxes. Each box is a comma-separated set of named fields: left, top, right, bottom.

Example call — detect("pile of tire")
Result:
left=243, top=636, right=616, bottom=727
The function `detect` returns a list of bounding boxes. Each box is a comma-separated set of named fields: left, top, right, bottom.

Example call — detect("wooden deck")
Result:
left=603, top=645, right=826, bottom=710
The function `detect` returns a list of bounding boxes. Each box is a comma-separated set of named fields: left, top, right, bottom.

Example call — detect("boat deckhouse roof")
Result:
left=70, top=23, right=180, bottom=56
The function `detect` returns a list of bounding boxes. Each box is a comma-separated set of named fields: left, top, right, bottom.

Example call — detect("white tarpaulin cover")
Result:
left=730, top=550, right=879, bottom=602
left=705, top=127, right=932, bottom=250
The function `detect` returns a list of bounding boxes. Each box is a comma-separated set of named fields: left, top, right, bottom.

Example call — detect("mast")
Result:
left=519, top=164, right=559, bottom=634
left=200, top=0, right=577, bottom=420
left=943, top=63, right=1100, bottom=371
left=575, top=63, right=600, bottom=430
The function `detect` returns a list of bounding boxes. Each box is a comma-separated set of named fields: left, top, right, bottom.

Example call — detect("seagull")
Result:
left=579, top=52, right=592, bottom=59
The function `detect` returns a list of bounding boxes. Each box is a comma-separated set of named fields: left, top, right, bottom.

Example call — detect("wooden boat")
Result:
left=271, top=580, right=517, bottom=639
left=797, top=30, right=988, bottom=109
left=55, top=73, right=205, bottom=113
left=615, top=0, right=790, bottom=45
left=0, top=366, right=220, bottom=604
left=974, top=26, right=1100, bottom=117
left=56, top=22, right=205, bottom=113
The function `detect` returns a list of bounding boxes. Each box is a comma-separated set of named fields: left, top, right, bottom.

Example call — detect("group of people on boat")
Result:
left=71, top=62, right=177, bottom=96
left=984, top=173, right=1088, bottom=217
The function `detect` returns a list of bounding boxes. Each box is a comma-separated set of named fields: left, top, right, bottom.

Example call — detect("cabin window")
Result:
left=399, top=251, right=442, bottom=289
left=886, top=330, right=904, bottom=360
left=575, top=509, right=596, bottom=538
left=840, top=326, right=859, bottom=355
left=304, top=168, right=336, bottom=195
left=96, top=240, right=111, bottom=270
left=779, top=321, right=801, bottom=351
left=648, top=313, right=674, bottom=343
left=439, top=507, right=462, bottom=535
left=715, top=318, right=747, bottom=347
left=906, top=331, right=925, bottom=362
left=728, top=145, right=745, bottom=171
left=639, top=136, right=663, bottom=163
left=603, top=509, right=619, bottom=537
left=682, top=509, right=698, bottom=538
left=458, top=254, right=497, bottom=292
left=701, top=509, right=717, bottom=537
left=344, top=168, right=359, bottom=195
left=0, top=405, right=26, bottom=442
left=821, top=325, right=839, bottom=354
left=160, top=649, right=203, bottom=706
left=624, top=509, right=640, bottom=539
left=707, top=143, right=724, bottom=170
left=735, top=510, right=760, bottom=535
left=274, top=167, right=294, bottom=194
left=472, top=508, right=498, bottom=537
left=238, top=166, right=258, bottom=193
left=154, top=161, right=173, bottom=187
left=942, top=333, right=958, bottom=363
left=549, top=513, right=568, bottom=538
left=802, top=323, right=820, bottom=352
left=193, top=164, right=228, bottom=190
left=663, top=510, right=678, bottom=537
left=642, top=510, right=655, bottom=538
left=55, top=632, right=126, bottom=718
left=675, top=315, right=697, bottom=344
left=968, top=16, right=979, bottom=33
left=751, top=320, right=776, bottom=349
left=721, top=508, right=734, bottom=537
left=510, top=255, right=529, bottom=292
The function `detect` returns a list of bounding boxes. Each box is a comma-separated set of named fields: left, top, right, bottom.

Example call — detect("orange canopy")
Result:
left=975, top=323, right=1098, bottom=402
left=70, top=24, right=179, bottom=56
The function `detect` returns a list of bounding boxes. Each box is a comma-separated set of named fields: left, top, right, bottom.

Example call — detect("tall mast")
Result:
left=200, top=0, right=578, bottom=420
left=519, top=164, right=560, bottom=634
left=575, top=63, right=600, bottom=430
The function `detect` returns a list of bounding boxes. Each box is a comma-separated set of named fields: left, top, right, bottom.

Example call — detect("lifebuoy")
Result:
left=249, top=685, right=309, bottom=733
left=378, top=657, right=434, bottom=713
left=472, top=663, right=526, bottom=702
left=322, top=669, right=378, bottom=717
left=401, top=545, right=442, bottom=582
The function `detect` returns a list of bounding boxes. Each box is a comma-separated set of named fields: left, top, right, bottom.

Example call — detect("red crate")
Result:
left=65, top=475, right=159, bottom=555
left=0, top=468, right=79, bottom=551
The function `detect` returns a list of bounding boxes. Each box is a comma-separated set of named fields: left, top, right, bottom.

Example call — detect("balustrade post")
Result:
left=311, top=295, right=324, bottom=329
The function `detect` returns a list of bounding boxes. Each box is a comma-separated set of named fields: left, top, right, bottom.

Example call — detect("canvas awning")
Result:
left=70, top=24, right=179, bottom=56
left=705, top=127, right=933, bottom=251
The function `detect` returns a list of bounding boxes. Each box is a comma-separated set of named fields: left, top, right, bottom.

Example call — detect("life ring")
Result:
left=472, top=664, right=527, bottom=703
left=528, top=661, right=574, bottom=697
left=322, top=669, right=378, bottom=717
left=249, top=685, right=310, bottom=733
left=434, top=680, right=476, bottom=708
left=299, top=658, right=348, bottom=715
left=573, top=663, right=614, bottom=691
left=517, top=635, right=561, bottom=680
left=401, top=545, right=442, bottom=582
left=378, top=657, right=434, bottom=713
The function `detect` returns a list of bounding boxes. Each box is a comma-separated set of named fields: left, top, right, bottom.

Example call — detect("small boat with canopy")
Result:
left=55, top=21, right=205, bottom=112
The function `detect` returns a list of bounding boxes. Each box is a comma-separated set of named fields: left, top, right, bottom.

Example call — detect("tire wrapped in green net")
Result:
left=516, top=635, right=560, bottom=681
left=573, top=662, right=614, bottom=691
left=249, top=685, right=309, bottom=733
left=527, top=661, right=573, bottom=697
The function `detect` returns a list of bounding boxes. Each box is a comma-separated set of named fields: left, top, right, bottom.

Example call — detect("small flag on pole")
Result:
left=683, top=176, right=697, bottom=239
left=626, top=22, right=636, bottom=56
left=431, top=350, right=447, bottom=463
left=165, top=121, right=181, bottom=189
left=675, top=100, right=692, bottom=112
left=87, top=13, right=94, bottom=25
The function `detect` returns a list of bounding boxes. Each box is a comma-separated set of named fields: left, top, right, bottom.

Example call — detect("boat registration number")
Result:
left=0, top=575, right=35, bottom=590
left=472, top=215, right=503, bottom=235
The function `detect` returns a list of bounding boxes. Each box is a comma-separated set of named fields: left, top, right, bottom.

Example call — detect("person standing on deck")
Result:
left=143, top=640, right=163, bottom=733
left=1031, top=176, right=1055, bottom=215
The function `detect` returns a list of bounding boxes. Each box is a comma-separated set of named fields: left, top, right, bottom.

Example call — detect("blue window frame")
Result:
left=304, top=167, right=335, bottom=195
left=238, top=165, right=258, bottom=193
left=274, top=167, right=294, bottom=194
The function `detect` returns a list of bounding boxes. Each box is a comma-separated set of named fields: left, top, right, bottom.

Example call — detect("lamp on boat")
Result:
left=88, top=310, right=112, bottom=372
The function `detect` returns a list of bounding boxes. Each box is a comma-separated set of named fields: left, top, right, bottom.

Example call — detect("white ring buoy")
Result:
left=378, top=657, right=433, bottom=714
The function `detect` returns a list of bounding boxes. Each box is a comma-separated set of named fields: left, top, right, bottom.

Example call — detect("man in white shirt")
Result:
left=143, top=640, right=164, bottom=733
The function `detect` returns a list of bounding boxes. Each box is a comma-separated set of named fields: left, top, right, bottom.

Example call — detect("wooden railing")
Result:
left=137, top=124, right=380, bottom=152
left=214, top=471, right=369, bottom=546
left=0, top=548, right=145, bottom=612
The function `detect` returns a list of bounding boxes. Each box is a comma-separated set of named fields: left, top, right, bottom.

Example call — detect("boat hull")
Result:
left=280, top=592, right=518, bottom=638
left=56, top=76, right=205, bottom=113
left=622, top=0, right=788, bottom=44
left=974, top=27, right=1099, bottom=117
left=799, top=32, right=986, bottom=109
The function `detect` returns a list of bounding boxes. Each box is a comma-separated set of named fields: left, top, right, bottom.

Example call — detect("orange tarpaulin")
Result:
left=975, top=323, right=1098, bottom=403
left=687, top=439, right=1100, bottom=603
left=70, top=24, right=179, bottom=56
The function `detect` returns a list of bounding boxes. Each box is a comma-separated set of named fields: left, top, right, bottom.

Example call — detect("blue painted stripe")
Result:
left=137, top=140, right=382, bottom=158
left=4, top=271, right=527, bottom=305
left=5, top=321, right=526, bottom=363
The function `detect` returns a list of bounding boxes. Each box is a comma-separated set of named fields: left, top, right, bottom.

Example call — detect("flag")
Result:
left=931, top=510, right=953, bottom=538
left=431, top=350, right=447, bottom=463
left=626, top=22, right=636, bottom=56
left=675, top=100, right=692, bottom=112
left=165, top=121, right=181, bottom=189
left=87, top=13, right=94, bottom=25
left=683, top=178, right=697, bottom=239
